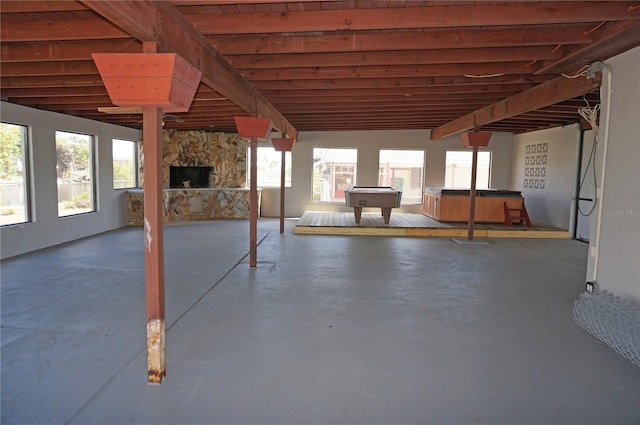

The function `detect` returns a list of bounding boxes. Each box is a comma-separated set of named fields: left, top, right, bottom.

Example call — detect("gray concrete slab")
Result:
left=2, top=219, right=639, bottom=424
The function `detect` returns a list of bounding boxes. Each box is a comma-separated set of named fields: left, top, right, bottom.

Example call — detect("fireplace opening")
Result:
left=170, top=166, right=213, bottom=188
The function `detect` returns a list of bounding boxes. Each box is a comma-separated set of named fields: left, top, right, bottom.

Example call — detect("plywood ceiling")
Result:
left=1, top=1, right=639, bottom=135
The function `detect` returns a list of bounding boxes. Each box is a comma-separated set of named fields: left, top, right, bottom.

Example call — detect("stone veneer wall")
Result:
left=127, top=189, right=260, bottom=225
left=130, top=129, right=254, bottom=225
left=139, top=129, right=247, bottom=188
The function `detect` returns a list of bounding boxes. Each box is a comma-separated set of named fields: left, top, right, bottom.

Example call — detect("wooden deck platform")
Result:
left=294, top=211, right=569, bottom=238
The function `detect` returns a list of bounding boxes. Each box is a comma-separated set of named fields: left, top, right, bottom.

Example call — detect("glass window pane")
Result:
left=313, top=148, right=357, bottom=202
left=444, top=151, right=491, bottom=189
left=113, top=139, right=138, bottom=189
left=56, top=131, right=95, bottom=217
left=379, top=149, right=424, bottom=204
left=247, top=147, right=291, bottom=188
left=0, top=123, right=29, bottom=225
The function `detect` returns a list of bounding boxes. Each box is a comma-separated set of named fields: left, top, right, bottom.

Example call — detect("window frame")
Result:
left=55, top=130, right=97, bottom=217
left=0, top=122, right=31, bottom=226
left=312, top=147, right=358, bottom=203
left=112, top=138, right=139, bottom=189
left=444, top=149, right=492, bottom=189
left=378, top=149, right=425, bottom=205
left=246, top=146, right=292, bottom=188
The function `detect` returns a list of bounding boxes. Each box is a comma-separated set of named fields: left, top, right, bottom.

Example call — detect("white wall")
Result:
left=260, top=129, right=514, bottom=217
left=511, top=124, right=580, bottom=229
left=587, top=47, right=640, bottom=302
left=0, top=102, right=141, bottom=259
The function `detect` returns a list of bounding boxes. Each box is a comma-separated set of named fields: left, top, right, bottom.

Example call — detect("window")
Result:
left=246, top=146, right=292, bottom=188
left=113, top=139, right=138, bottom=189
left=56, top=131, right=95, bottom=217
left=379, top=149, right=424, bottom=204
left=445, top=150, right=491, bottom=189
left=0, top=123, right=30, bottom=226
left=313, top=148, right=357, bottom=202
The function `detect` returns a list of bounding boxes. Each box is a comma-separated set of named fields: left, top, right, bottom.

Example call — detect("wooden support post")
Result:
left=142, top=106, right=166, bottom=383
left=280, top=150, right=286, bottom=234
left=234, top=116, right=271, bottom=268
left=250, top=137, right=258, bottom=267
left=468, top=145, right=479, bottom=241
left=271, top=137, right=294, bottom=234
left=93, top=42, right=201, bottom=384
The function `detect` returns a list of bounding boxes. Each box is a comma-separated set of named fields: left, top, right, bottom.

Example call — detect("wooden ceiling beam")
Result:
left=276, top=102, right=497, bottom=111
left=1, top=18, right=127, bottom=42
left=431, top=73, right=602, bottom=140
left=209, top=25, right=594, bottom=55
left=226, top=47, right=562, bottom=69
left=187, top=2, right=640, bottom=35
left=0, top=1, right=87, bottom=13
left=260, top=84, right=537, bottom=98
left=278, top=95, right=506, bottom=104
left=0, top=40, right=140, bottom=62
left=240, top=62, right=537, bottom=80
left=268, top=99, right=518, bottom=110
left=0, top=61, right=98, bottom=76
left=536, top=20, right=640, bottom=75
left=250, top=75, right=550, bottom=90
left=14, top=95, right=113, bottom=105
left=0, top=86, right=107, bottom=98
left=0, top=75, right=104, bottom=88
left=269, top=92, right=515, bottom=103
left=172, top=0, right=322, bottom=4
left=81, top=0, right=296, bottom=138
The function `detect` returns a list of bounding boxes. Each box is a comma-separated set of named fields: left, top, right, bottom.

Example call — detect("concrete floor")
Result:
left=1, top=219, right=639, bottom=424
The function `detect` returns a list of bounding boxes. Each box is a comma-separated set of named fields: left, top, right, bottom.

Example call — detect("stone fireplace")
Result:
left=127, top=129, right=260, bottom=225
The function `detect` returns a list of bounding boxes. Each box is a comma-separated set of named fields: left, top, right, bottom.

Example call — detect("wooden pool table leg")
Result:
left=353, top=207, right=362, bottom=224
left=382, top=207, right=392, bottom=224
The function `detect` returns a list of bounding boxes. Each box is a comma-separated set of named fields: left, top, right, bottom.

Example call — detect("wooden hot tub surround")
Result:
left=423, top=187, right=524, bottom=223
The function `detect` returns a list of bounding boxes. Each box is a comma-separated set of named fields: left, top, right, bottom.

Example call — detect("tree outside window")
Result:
left=56, top=131, right=95, bottom=217
left=113, top=139, right=138, bottom=189
left=0, top=123, right=30, bottom=225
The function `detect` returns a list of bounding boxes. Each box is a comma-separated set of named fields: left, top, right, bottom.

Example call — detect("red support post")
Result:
left=142, top=106, right=166, bottom=383
left=280, top=150, right=286, bottom=234
left=468, top=145, right=479, bottom=241
left=249, top=137, right=258, bottom=267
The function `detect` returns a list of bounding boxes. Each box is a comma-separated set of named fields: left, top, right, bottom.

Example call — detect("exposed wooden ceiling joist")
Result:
left=186, top=2, right=640, bottom=34
left=208, top=25, right=596, bottom=55
left=79, top=0, right=297, bottom=138
left=2, top=1, right=639, bottom=134
left=431, top=73, right=602, bottom=139
left=226, top=47, right=563, bottom=69
left=537, top=20, right=640, bottom=74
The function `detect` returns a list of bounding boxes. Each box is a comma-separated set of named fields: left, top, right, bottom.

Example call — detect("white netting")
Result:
left=573, top=289, right=640, bottom=367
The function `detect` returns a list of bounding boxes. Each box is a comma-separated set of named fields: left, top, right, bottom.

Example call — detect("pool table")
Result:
left=345, top=186, right=403, bottom=224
